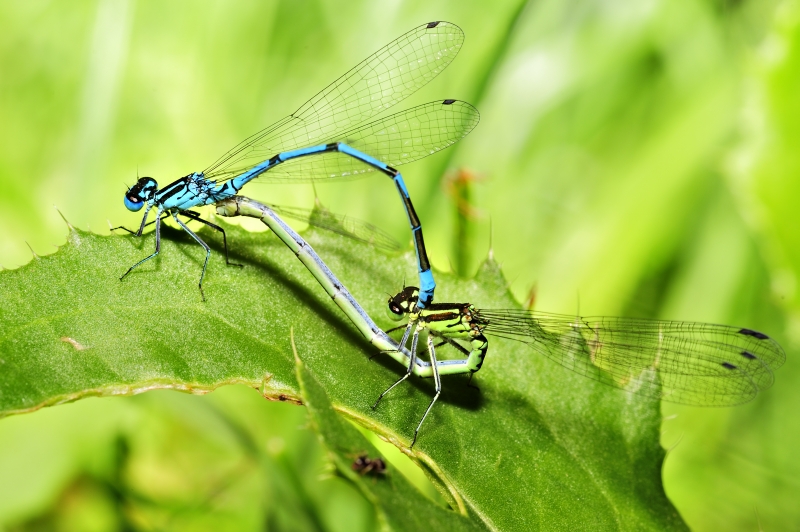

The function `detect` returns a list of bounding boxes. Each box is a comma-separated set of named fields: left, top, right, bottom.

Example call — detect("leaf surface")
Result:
left=0, top=220, right=687, bottom=531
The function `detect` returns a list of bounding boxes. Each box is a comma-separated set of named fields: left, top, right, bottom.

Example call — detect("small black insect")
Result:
left=351, top=454, right=387, bottom=477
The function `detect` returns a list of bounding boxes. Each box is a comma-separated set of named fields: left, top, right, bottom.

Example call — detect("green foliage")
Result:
left=294, top=333, right=483, bottom=532
left=1, top=1, right=798, bottom=530
left=0, top=223, right=686, bottom=530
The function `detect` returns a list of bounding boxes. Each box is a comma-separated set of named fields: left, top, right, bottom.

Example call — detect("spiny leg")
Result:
left=373, top=315, right=419, bottom=361
left=412, top=333, right=442, bottom=447
left=180, top=210, right=243, bottom=268
left=399, top=319, right=415, bottom=348
left=173, top=213, right=212, bottom=301
left=369, top=323, right=408, bottom=361
left=385, top=313, right=419, bottom=346
left=110, top=209, right=167, bottom=235
left=371, top=325, right=406, bottom=360
left=372, top=324, right=421, bottom=410
left=112, top=203, right=153, bottom=236
left=389, top=324, right=470, bottom=359
left=120, top=208, right=164, bottom=281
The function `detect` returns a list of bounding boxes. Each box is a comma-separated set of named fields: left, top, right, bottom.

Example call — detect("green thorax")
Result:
left=388, top=286, right=488, bottom=339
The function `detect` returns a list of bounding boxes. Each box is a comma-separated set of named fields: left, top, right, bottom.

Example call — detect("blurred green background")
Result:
left=1, top=0, right=798, bottom=530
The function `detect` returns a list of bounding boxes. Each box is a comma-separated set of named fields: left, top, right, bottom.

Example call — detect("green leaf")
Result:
left=293, top=332, right=484, bottom=531
left=0, top=218, right=687, bottom=531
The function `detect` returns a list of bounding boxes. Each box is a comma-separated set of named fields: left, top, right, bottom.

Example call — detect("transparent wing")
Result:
left=204, top=21, right=465, bottom=180
left=475, top=309, right=786, bottom=406
left=268, top=204, right=401, bottom=252
left=253, top=100, right=479, bottom=182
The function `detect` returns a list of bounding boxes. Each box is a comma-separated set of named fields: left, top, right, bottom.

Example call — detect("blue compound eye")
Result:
left=124, top=194, right=144, bottom=212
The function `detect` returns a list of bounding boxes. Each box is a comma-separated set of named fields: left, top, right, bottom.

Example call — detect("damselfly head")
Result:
left=387, top=286, right=420, bottom=320
left=124, top=177, right=158, bottom=212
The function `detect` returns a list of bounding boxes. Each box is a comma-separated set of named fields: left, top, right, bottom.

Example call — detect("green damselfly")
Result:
left=383, top=286, right=785, bottom=445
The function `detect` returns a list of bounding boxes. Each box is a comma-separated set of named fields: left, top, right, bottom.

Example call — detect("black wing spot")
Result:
left=741, top=350, right=757, bottom=360
left=443, top=99, right=456, bottom=105
left=427, top=21, right=441, bottom=28
left=721, top=362, right=738, bottom=370
left=739, top=328, right=769, bottom=340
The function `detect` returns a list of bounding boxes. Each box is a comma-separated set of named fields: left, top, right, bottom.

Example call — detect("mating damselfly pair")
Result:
left=115, top=22, right=785, bottom=447
left=218, top=197, right=785, bottom=447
